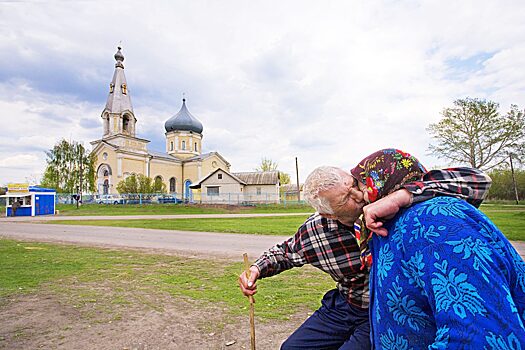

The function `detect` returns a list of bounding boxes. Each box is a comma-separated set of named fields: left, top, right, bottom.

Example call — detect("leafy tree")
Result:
left=41, top=139, right=96, bottom=193
left=255, top=157, right=279, bottom=171
left=116, top=174, right=166, bottom=194
left=255, top=157, right=291, bottom=184
left=427, top=98, right=525, bottom=170
left=486, top=168, right=524, bottom=201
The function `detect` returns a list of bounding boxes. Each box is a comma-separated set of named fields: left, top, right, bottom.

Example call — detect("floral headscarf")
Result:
left=350, top=149, right=427, bottom=268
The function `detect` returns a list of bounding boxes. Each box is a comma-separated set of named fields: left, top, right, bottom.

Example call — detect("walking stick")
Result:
left=243, top=253, right=256, bottom=350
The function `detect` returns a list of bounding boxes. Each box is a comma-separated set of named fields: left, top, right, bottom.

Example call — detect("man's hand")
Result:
left=238, top=265, right=260, bottom=297
left=363, top=189, right=413, bottom=236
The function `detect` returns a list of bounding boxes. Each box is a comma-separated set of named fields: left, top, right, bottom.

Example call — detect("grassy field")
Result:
left=0, top=239, right=332, bottom=320
left=478, top=205, right=525, bottom=241
left=51, top=204, right=525, bottom=240
left=55, top=203, right=313, bottom=216
left=52, top=215, right=310, bottom=236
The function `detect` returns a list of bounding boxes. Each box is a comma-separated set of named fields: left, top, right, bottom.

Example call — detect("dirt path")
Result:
left=0, top=221, right=290, bottom=260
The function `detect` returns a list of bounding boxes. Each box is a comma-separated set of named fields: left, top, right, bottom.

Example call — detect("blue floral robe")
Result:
left=369, top=197, right=525, bottom=349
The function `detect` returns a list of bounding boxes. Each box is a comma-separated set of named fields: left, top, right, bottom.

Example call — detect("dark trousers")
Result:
left=281, top=289, right=370, bottom=350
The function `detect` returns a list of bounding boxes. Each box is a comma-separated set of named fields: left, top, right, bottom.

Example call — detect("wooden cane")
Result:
left=243, top=253, right=256, bottom=350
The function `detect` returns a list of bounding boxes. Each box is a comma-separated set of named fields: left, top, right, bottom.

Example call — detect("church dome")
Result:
left=165, top=99, right=203, bottom=134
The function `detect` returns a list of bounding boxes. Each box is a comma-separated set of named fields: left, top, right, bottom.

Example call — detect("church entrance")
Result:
left=184, top=180, right=192, bottom=202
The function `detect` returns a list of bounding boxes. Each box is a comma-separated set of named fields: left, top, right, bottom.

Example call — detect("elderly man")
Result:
left=239, top=151, right=491, bottom=350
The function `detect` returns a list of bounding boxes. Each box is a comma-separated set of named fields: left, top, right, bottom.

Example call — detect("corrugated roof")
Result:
left=231, top=171, right=280, bottom=185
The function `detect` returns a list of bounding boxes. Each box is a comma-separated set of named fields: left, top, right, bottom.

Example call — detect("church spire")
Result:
left=101, top=46, right=136, bottom=137
left=104, top=46, right=133, bottom=114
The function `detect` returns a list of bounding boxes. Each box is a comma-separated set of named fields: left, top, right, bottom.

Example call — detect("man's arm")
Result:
left=364, top=167, right=492, bottom=235
left=403, top=167, right=492, bottom=208
left=238, top=218, right=310, bottom=297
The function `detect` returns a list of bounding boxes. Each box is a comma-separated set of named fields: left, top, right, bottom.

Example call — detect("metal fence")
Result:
left=55, top=192, right=303, bottom=206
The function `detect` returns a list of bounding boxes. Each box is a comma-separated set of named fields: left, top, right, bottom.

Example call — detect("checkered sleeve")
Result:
left=403, top=167, right=492, bottom=208
left=253, top=216, right=311, bottom=278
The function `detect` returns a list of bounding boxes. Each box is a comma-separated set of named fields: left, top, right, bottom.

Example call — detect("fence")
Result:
left=55, top=192, right=301, bottom=206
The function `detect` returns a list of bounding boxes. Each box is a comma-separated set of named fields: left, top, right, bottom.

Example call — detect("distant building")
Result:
left=280, top=183, right=304, bottom=201
left=90, top=47, right=230, bottom=199
left=190, top=169, right=280, bottom=204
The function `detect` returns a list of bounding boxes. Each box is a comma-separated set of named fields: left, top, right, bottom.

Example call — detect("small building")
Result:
left=3, top=185, right=56, bottom=217
left=190, top=169, right=280, bottom=204
left=280, top=183, right=304, bottom=201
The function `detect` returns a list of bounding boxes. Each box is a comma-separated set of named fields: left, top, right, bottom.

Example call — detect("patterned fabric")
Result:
left=254, top=213, right=370, bottom=309
left=350, top=149, right=427, bottom=268
left=369, top=197, right=525, bottom=348
left=350, top=149, right=427, bottom=203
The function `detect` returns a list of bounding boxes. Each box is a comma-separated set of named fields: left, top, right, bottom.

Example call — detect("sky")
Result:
left=1, top=0, right=524, bottom=186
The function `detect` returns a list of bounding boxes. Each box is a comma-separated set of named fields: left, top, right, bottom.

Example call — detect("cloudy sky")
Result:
left=1, top=0, right=524, bottom=185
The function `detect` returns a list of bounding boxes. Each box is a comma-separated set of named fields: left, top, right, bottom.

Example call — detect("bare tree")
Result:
left=428, top=98, right=525, bottom=170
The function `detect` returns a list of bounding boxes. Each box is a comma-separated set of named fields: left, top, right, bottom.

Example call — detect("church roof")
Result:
left=104, top=47, right=134, bottom=114
left=164, top=99, right=203, bottom=134
left=231, top=171, right=280, bottom=185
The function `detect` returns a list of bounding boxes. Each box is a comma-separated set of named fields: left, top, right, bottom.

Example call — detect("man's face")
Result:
left=319, top=170, right=365, bottom=226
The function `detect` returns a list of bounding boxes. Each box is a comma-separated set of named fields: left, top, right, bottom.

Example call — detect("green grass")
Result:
left=479, top=205, right=525, bottom=241
left=51, top=215, right=311, bottom=235
left=55, top=203, right=313, bottom=216
left=0, top=239, right=332, bottom=320
left=51, top=205, right=525, bottom=240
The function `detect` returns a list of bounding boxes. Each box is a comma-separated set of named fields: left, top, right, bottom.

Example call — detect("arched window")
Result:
left=194, top=142, right=198, bottom=152
left=182, top=140, right=186, bottom=150
left=154, top=176, right=163, bottom=192
left=169, top=177, right=176, bottom=193
left=170, top=141, right=174, bottom=151
left=103, top=114, right=110, bottom=135
left=123, top=115, right=130, bottom=133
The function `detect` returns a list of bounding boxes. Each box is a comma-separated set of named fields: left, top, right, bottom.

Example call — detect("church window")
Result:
left=121, top=84, right=127, bottom=94
left=207, top=186, right=219, bottom=196
left=154, top=176, right=163, bottom=192
left=194, top=142, right=198, bottom=151
left=182, top=141, right=186, bottom=150
left=103, top=115, right=110, bottom=134
left=123, top=115, right=130, bottom=133
left=109, top=83, right=114, bottom=93
left=103, top=170, right=109, bottom=177
left=102, top=152, right=108, bottom=160
left=169, top=177, right=176, bottom=193
left=218, top=174, right=222, bottom=180
left=170, top=141, right=173, bottom=151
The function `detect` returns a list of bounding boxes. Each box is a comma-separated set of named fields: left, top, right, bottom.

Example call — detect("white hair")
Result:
left=303, top=166, right=346, bottom=214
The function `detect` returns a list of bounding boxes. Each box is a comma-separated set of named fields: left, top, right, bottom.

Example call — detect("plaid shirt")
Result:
left=254, top=167, right=492, bottom=310
left=403, top=167, right=492, bottom=208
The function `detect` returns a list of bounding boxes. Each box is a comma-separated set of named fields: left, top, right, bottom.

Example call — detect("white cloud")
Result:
left=0, top=0, right=524, bottom=184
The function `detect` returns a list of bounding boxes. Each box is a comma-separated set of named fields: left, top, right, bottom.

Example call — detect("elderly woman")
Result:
left=350, top=149, right=525, bottom=348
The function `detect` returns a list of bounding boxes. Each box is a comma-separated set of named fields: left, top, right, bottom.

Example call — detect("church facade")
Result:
left=90, top=47, right=230, bottom=200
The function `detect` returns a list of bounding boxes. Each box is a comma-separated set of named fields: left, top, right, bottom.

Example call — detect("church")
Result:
left=90, top=47, right=231, bottom=200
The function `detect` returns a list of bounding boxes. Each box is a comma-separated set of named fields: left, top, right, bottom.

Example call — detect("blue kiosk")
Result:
left=4, top=185, right=56, bottom=217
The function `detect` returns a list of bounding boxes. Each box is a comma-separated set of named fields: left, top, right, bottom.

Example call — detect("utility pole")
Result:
left=295, top=157, right=300, bottom=202
left=509, top=153, right=520, bottom=205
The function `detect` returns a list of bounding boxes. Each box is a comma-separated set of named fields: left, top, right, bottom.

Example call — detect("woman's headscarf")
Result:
left=350, top=148, right=427, bottom=268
